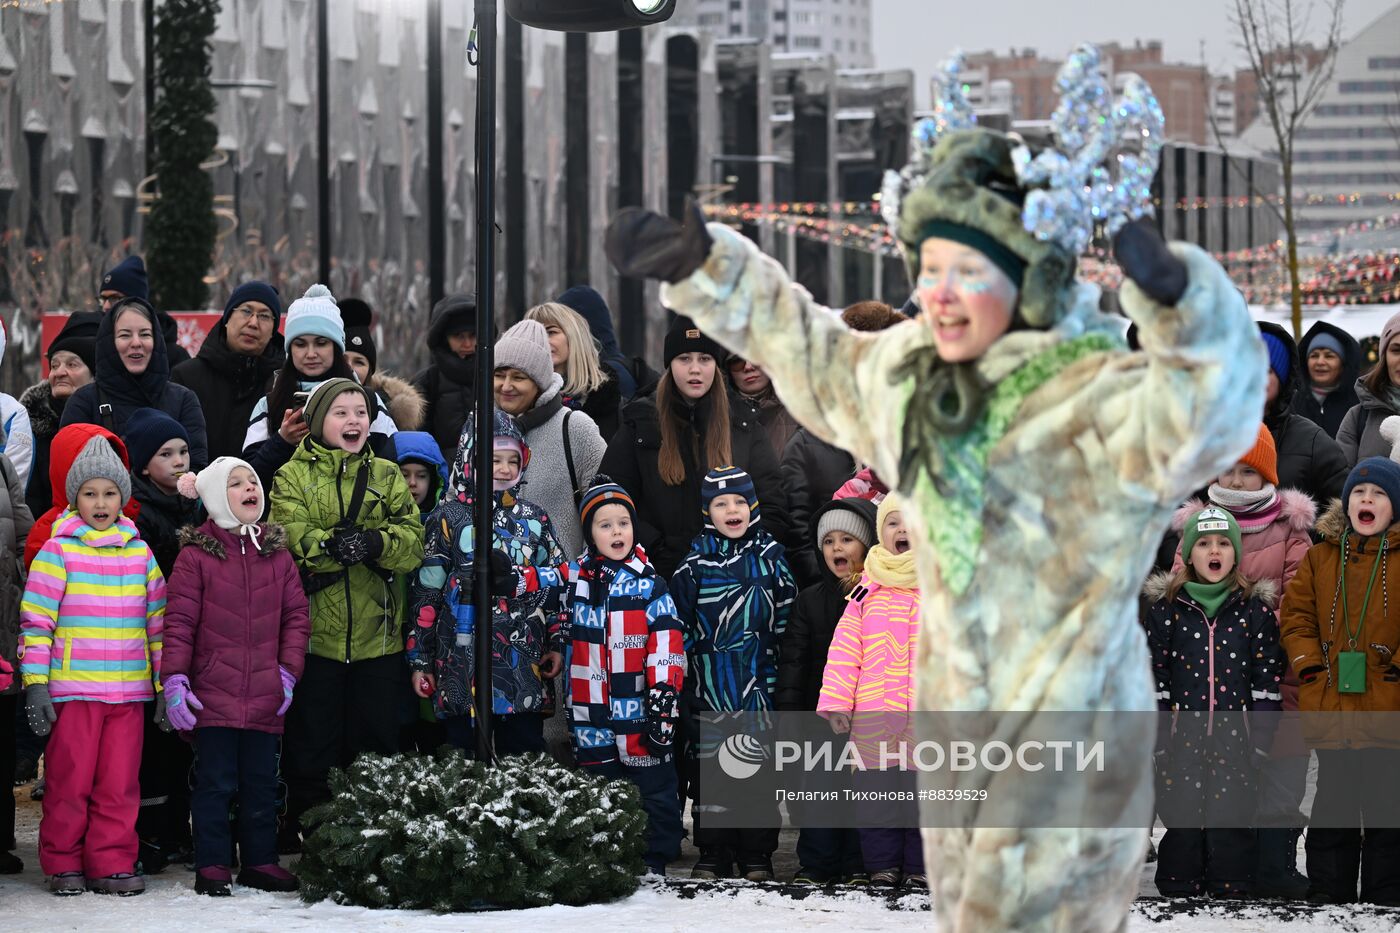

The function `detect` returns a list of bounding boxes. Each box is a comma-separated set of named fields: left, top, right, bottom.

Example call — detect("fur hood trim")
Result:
left=1170, top=488, right=1318, bottom=534
left=19, top=381, right=60, bottom=438
left=178, top=522, right=289, bottom=559
left=371, top=371, right=426, bottom=432
left=1141, top=570, right=1279, bottom=609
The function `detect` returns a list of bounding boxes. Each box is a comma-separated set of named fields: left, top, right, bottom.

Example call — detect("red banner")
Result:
left=41, top=311, right=226, bottom=377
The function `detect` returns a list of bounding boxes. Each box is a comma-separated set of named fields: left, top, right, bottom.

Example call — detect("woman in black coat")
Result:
left=599, top=317, right=790, bottom=580
left=61, top=298, right=209, bottom=470
left=1290, top=321, right=1360, bottom=440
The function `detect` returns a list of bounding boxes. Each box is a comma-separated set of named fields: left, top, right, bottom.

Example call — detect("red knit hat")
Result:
left=1238, top=424, right=1278, bottom=486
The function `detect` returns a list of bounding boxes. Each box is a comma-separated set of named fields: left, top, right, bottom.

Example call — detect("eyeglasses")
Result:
left=727, top=357, right=752, bottom=371
left=230, top=306, right=276, bottom=326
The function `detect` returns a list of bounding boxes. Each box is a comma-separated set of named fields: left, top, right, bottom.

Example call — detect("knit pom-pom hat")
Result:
left=284, top=283, right=345, bottom=349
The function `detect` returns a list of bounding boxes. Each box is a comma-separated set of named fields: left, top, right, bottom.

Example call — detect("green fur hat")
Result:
left=896, top=129, right=1077, bottom=330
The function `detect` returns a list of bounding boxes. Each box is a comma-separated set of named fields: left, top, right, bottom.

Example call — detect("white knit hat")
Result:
left=494, top=319, right=554, bottom=391
left=178, top=456, right=265, bottom=543
left=284, top=283, right=344, bottom=349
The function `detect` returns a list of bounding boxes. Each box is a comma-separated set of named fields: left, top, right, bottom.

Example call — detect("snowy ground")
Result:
left=6, top=779, right=1399, bottom=931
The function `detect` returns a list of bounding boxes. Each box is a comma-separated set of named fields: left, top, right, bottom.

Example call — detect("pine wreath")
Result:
left=298, top=751, right=648, bottom=910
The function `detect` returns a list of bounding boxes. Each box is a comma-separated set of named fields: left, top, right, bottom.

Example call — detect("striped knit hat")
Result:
left=580, top=475, right=637, bottom=540
left=701, top=465, right=759, bottom=524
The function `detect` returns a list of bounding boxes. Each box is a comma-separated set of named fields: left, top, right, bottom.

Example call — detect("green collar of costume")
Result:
left=1183, top=578, right=1233, bottom=619
left=905, top=332, right=1118, bottom=596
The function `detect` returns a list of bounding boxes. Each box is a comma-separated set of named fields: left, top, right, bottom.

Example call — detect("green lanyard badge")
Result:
left=1337, top=531, right=1386, bottom=695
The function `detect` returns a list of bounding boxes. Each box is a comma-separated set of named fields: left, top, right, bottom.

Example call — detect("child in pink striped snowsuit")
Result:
left=19, top=437, right=165, bottom=896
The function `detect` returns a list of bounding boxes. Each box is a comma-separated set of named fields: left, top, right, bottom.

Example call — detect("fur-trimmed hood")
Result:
left=178, top=521, right=288, bottom=559
left=1142, top=570, right=1279, bottom=609
left=1170, top=488, right=1318, bottom=535
left=370, top=370, right=426, bottom=432
left=19, top=380, right=62, bottom=439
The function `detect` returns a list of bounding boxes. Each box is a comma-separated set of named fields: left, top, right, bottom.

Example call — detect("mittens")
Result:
left=605, top=197, right=714, bottom=284
left=325, top=529, right=385, bottom=566
left=25, top=683, right=56, bottom=738
left=1113, top=217, right=1188, bottom=307
left=489, top=549, right=519, bottom=599
left=0, top=656, right=12, bottom=693
left=644, top=683, right=680, bottom=756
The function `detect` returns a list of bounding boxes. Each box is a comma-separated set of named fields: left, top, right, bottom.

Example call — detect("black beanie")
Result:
left=47, top=311, right=102, bottom=374
left=663, top=316, right=726, bottom=368
left=339, top=298, right=377, bottom=374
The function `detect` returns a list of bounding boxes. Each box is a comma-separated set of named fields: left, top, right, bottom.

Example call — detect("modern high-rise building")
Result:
left=673, top=0, right=875, bottom=69
left=1236, top=2, right=1400, bottom=232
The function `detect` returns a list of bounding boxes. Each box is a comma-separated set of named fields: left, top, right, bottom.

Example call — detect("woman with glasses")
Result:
left=724, top=354, right=799, bottom=459
left=171, top=283, right=288, bottom=462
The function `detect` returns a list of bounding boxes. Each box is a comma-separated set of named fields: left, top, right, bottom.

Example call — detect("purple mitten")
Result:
left=277, top=666, right=296, bottom=717
left=163, top=674, right=203, bottom=731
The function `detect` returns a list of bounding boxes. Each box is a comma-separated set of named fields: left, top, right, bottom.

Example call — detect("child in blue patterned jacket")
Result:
left=670, top=465, right=796, bottom=883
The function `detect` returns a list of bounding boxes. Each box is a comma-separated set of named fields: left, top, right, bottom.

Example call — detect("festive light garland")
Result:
left=719, top=191, right=1400, bottom=217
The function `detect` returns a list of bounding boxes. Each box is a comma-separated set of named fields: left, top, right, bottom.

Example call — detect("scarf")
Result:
left=1183, top=577, right=1233, bottom=619
left=1207, top=484, right=1281, bottom=535
left=1386, top=385, right=1400, bottom=415
left=863, top=543, right=920, bottom=589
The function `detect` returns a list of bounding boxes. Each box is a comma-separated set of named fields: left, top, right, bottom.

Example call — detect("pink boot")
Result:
left=237, top=863, right=299, bottom=892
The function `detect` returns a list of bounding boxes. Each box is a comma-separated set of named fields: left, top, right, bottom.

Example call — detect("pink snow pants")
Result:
left=39, top=700, right=143, bottom=877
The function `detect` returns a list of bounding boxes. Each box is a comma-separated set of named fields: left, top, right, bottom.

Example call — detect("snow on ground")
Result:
left=8, top=780, right=1399, bottom=931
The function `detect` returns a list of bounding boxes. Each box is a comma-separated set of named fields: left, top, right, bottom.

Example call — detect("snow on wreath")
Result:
left=298, top=751, right=649, bottom=910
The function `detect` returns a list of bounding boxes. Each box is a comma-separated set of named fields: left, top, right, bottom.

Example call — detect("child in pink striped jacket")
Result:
left=817, top=494, right=923, bottom=890
left=19, top=437, right=166, bottom=897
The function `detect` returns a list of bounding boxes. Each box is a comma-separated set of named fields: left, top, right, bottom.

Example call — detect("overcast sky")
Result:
left=871, top=0, right=1398, bottom=108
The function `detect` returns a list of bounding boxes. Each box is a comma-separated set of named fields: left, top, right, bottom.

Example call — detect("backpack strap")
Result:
left=339, top=458, right=372, bottom=529
left=96, top=387, right=116, bottom=433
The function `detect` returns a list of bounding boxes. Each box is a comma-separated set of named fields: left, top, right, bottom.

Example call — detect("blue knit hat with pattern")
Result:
left=1261, top=332, right=1291, bottom=383
left=701, top=465, right=759, bottom=524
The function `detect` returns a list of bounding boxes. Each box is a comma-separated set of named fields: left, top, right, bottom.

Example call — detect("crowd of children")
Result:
left=7, top=297, right=1400, bottom=910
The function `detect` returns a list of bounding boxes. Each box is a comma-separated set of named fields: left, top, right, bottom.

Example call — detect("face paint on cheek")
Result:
left=962, top=279, right=993, bottom=295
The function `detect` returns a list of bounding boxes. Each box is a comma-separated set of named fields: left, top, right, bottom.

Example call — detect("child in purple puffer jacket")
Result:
left=162, top=457, right=310, bottom=897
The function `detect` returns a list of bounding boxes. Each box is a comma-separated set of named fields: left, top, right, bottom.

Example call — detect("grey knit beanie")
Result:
left=818, top=507, right=875, bottom=548
left=494, top=319, right=555, bottom=392
left=66, top=435, right=132, bottom=506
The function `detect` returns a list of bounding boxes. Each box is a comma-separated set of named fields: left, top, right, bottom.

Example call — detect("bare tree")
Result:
left=1215, top=0, right=1345, bottom=337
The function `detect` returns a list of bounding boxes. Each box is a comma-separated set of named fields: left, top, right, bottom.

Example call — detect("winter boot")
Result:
left=691, top=849, right=735, bottom=880
left=870, top=868, right=903, bottom=888
left=904, top=872, right=928, bottom=890
left=87, top=873, right=146, bottom=896
left=844, top=871, right=871, bottom=886
left=0, top=851, right=22, bottom=874
left=739, top=855, right=774, bottom=882
left=1254, top=828, right=1308, bottom=899
left=237, top=863, right=300, bottom=892
left=792, top=867, right=830, bottom=885
left=137, top=838, right=169, bottom=875
left=48, top=872, right=85, bottom=895
left=195, top=866, right=233, bottom=897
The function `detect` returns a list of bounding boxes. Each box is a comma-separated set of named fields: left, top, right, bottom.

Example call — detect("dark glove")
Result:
left=644, top=683, right=680, bottom=756
left=605, top=196, right=714, bottom=284
left=154, top=692, right=173, bottom=733
left=1298, top=665, right=1325, bottom=684
left=324, top=529, right=385, bottom=566
left=1113, top=217, right=1188, bottom=307
left=490, top=549, right=519, bottom=599
left=26, top=684, right=57, bottom=738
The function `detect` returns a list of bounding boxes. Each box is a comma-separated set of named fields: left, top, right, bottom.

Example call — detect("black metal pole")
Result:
left=316, top=0, right=331, bottom=284
left=471, top=0, right=498, bottom=765
left=427, top=0, right=445, bottom=306
left=144, top=0, right=155, bottom=182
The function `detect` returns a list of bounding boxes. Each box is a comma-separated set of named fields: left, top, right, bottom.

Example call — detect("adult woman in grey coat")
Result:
left=1337, top=310, right=1400, bottom=467
left=491, top=319, right=607, bottom=765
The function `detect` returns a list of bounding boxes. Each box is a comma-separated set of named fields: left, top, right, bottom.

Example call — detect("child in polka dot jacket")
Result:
left=1142, top=506, right=1286, bottom=899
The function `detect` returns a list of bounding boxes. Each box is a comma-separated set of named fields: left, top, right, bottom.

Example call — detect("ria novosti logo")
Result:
left=716, top=736, right=1106, bottom=779
left=717, top=733, right=767, bottom=779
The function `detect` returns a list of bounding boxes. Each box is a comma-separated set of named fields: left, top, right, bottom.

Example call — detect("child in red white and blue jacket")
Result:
left=523, top=476, right=686, bottom=875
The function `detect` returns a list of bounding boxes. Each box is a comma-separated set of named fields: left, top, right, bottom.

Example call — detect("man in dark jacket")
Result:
left=98, top=256, right=191, bottom=366
left=171, top=282, right=286, bottom=462
left=1290, top=321, right=1360, bottom=440
left=412, top=294, right=478, bottom=462
left=1259, top=322, right=1349, bottom=510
